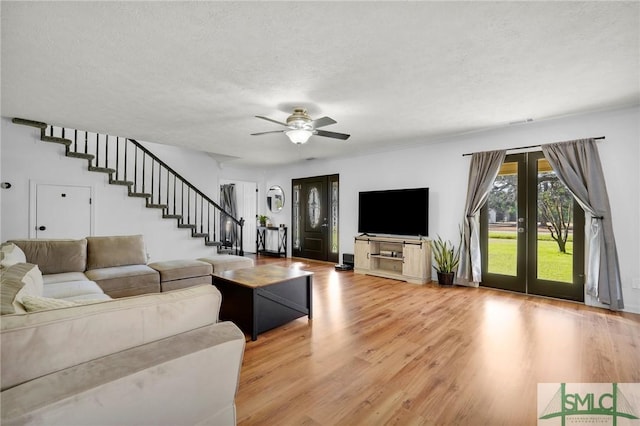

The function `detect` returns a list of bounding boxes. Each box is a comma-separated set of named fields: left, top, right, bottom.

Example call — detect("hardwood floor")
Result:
left=234, top=257, right=640, bottom=425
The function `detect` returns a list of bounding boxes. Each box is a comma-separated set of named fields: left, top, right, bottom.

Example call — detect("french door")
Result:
left=480, top=152, right=585, bottom=301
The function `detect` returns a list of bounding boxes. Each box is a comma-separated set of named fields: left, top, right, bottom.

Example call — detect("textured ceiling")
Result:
left=2, top=2, right=639, bottom=167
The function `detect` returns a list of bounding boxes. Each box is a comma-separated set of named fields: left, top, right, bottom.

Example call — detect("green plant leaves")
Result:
left=430, top=234, right=461, bottom=273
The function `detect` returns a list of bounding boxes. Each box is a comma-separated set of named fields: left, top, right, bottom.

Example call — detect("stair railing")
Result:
left=37, top=123, right=244, bottom=255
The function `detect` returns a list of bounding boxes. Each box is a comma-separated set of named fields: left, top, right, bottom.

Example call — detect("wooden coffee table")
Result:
left=212, top=265, right=313, bottom=341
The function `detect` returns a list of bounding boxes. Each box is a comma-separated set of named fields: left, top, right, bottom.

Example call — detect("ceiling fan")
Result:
left=251, top=107, right=350, bottom=144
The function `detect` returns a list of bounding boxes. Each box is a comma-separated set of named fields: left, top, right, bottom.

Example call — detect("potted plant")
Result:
left=430, top=233, right=461, bottom=286
left=258, top=215, right=268, bottom=227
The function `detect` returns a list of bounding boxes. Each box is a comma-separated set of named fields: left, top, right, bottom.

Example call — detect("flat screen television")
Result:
left=358, top=187, right=429, bottom=237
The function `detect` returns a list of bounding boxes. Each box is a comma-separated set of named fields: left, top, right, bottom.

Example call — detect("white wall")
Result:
left=0, top=118, right=224, bottom=262
left=230, top=106, right=640, bottom=313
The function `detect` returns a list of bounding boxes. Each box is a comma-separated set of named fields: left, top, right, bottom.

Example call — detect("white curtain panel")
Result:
left=542, top=139, right=624, bottom=311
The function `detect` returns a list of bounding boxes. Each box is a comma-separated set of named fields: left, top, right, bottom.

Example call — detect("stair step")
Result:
left=67, top=151, right=95, bottom=160
left=163, top=214, right=182, bottom=219
left=205, top=241, right=223, bottom=247
left=178, top=224, right=196, bottom=229
left=12, top=118, right=48, bottom=129
left=129, top=192, right=152, bottom=198
left=192, top=233, right=208, bottom=238
left=88, top=166, right=116, bottom=174
left=41, top=135, right=72, bottom=146
left=147, top=203, right=168, bottom=209
left=110, top=180, right=134, bottom=186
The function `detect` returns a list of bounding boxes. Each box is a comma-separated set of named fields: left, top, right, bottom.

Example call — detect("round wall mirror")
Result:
left=267, top=185, right=285, bottom=213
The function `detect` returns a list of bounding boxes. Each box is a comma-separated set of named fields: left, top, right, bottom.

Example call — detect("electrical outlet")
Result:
left=632, top=278, right=640, bottom=289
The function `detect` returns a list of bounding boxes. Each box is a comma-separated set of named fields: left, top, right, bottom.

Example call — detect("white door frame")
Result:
left=29, top=180, right=95, bottom=238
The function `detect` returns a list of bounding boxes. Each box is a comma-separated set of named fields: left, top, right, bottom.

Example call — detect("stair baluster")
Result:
left=11, top=118, right=245, bottom=255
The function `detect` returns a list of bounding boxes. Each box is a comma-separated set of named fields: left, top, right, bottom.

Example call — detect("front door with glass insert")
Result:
left=291, top=174, right=339, bottom=263
left=480, top=152, right=585, bottom=301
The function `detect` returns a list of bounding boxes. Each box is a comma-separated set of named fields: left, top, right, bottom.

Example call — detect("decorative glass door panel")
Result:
left=307, top=187, right=321, bottom=229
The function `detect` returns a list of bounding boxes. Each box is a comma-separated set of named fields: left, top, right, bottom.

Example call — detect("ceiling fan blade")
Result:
left=250, top=130, right=286, bottom=136
left=315, top=129, right=350, bottom=140
left=255, top=116, right=288, bottom=127
left=311, top=116, right=337, bottom=128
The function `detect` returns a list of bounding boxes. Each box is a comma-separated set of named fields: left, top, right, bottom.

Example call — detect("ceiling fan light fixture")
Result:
left=286, top=129, right=313, bottom=144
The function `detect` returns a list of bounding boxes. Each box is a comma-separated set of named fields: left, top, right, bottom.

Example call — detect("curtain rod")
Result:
left=461, top=136, right=605, bottom=157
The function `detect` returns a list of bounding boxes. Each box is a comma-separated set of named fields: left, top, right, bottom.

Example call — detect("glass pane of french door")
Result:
left=535, top=157, right=574, bottom=283
left=481, top=152, right=584, bottom=301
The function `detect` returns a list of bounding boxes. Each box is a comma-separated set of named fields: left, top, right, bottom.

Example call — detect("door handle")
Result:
left=37, top=226, right=46, bottom=231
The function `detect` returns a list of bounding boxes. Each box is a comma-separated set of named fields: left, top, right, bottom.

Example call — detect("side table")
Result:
left=256, top=226, right=287, bottom=257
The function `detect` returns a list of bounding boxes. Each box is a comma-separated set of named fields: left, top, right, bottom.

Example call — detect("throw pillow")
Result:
left=14, top=263, right=44, bottom=303
left=21, top=295, right=105, bottom=312
left=0, top=243, right=27, bottom=269
left=21, top=295, right=77, bottom=311
left=1, top=263, right=41, bottom=315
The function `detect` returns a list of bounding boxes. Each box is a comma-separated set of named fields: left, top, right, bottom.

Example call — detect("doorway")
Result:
left=480, top=152, right=585, bottom=301
left=291, top=174, right=339, bottom=262
left=31, top=183, right=93, bottom=239
left=219, top=180, right=257, bottom=254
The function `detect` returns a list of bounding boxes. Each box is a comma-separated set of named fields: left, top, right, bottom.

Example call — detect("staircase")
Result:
left=12, top=118, right=244, bottom=256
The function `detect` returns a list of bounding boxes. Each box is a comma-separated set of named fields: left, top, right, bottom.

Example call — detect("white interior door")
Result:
left=34, top=183, right=92, bottom=238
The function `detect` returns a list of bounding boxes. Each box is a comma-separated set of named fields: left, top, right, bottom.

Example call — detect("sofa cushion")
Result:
left=43, top=272, right=89, bottom=284
left=148, top=259, right=213, bottom=282
left=198, top=255, right=254, bottom=272
left=0, top=243, right=27, bottom=269
left=1, top=285, right=222, bottom=391
left=161, top=275, right=212, bottom=292
left=86, top=235, right=147, bottom=270
left=85, top=264, right=160, bottom=298
left=43, top=280, right=107, bottom=300
left=9, top=239, right=87, bottom=274
left=1, top=263, right=43, bottom=315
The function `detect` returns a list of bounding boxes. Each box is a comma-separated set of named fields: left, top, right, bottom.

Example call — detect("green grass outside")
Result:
left=489, top=231, right=573, bottom=242
left=487, top=235, right=573, bottom=283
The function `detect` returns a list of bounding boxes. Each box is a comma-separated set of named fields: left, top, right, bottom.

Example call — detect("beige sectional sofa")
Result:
left=6, top=235, right=255, bottom=300
left=9, top=235, right=162, bottom=299
left=1, top=274, right=246, bottom=425
left=0, top=236, right=256, bottom=424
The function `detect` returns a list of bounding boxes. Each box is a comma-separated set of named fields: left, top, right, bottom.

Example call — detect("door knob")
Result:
left=38, top=226, right=46, bottom=231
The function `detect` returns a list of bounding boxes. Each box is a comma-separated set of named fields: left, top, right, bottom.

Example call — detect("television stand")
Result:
left=354, top=235, right=431, bottom=284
